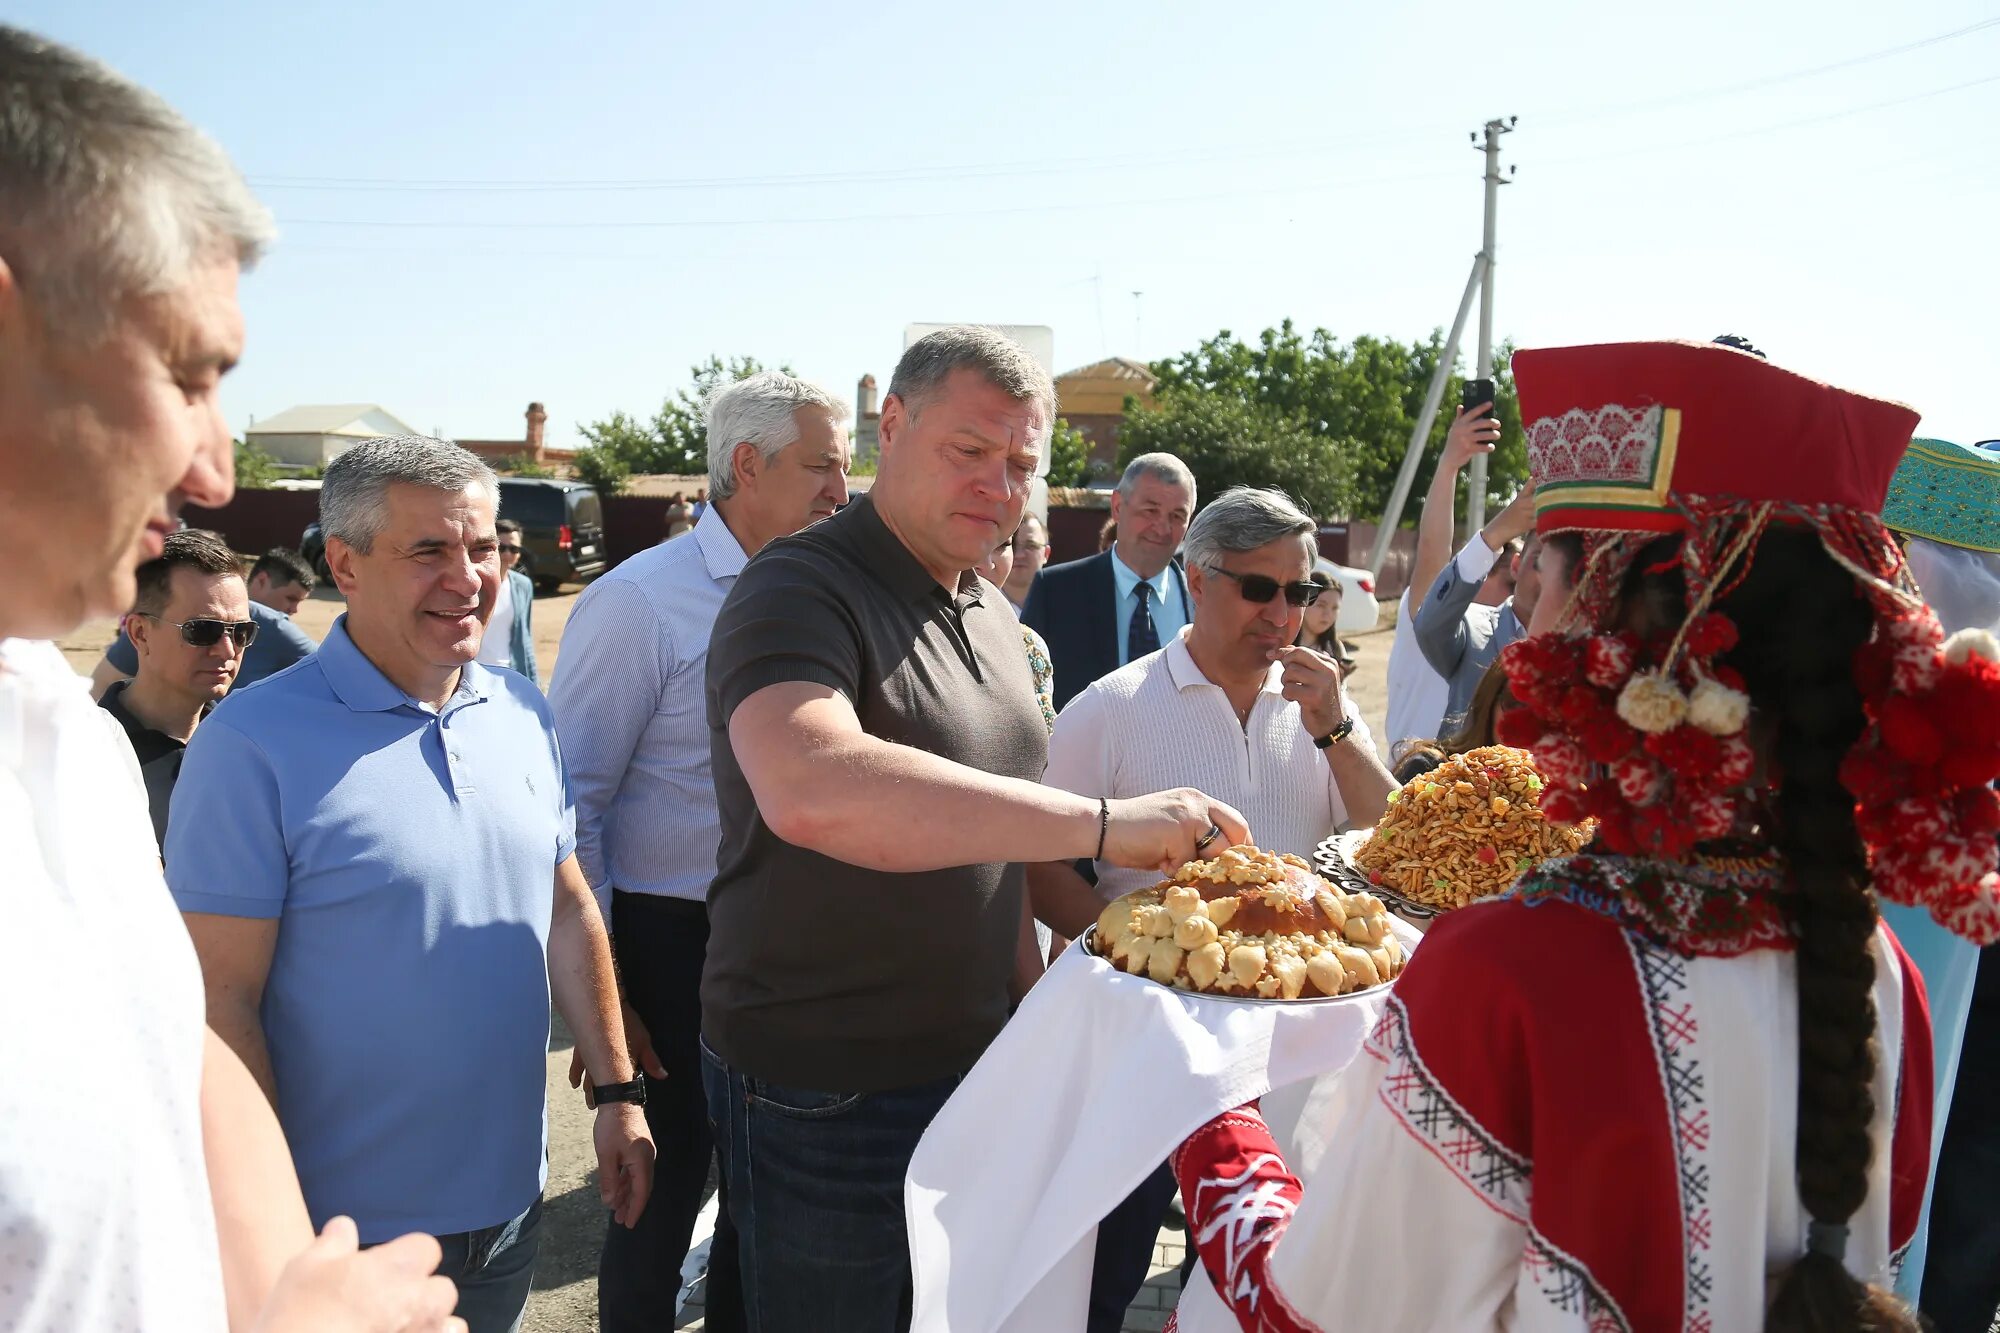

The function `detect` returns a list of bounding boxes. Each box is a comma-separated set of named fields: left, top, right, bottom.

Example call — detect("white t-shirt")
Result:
left=1044, top=628, right=1378, bottom=902
left=478, top=571, right=516, bottom=669
left=0, top=638, right=227, bottom=1332
left=1384, top=588, right=1450, bottom=764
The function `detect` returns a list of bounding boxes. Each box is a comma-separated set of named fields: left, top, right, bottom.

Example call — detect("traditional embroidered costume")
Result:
left=1168, top=342, right=2000, bottom=1332
left=1874, top=436, right=2000, bottom=1300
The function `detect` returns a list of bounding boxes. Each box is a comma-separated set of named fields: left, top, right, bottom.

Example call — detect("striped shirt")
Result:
left=1043, top=627, right=1378, bottom=901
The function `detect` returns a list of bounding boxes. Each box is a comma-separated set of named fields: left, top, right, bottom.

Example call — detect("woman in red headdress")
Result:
left=1164, top=341, right=2000, bottom=1333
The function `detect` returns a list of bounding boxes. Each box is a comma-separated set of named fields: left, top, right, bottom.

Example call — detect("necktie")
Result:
left=1128, top=581, right=1160, bottom=662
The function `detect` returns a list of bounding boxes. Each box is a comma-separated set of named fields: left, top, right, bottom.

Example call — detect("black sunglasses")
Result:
left=497, top=544, right=522, bottom=555
left=1207, top=567, right=1324, bottom=607
left=138, top=613, right=260, bottom=649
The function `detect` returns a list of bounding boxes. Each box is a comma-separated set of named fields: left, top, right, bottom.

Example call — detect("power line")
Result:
left=1540, top=72, right=2000, bottom=168
left=244, top=15, right=2000, bottom=196
left=1537, top=14, right=2000, bottom=123
left=272, top=70, right=2000, bottom=234
left=273, top=163, right=1467, bottom=231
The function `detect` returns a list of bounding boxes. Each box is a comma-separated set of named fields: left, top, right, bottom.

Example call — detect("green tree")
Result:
left=576, top=356, right=789, bottom=479
left=233, top=438, right=281, bottom=489
left=494, top=453, right=554, bottom=479
left=1146, top=321, right=1526, bottom=521
left=1046, top=417, right=1092, bottom=487
left=568, top=443, right=630, bottom=496
left=1117, top=395, right=1357, bottom=519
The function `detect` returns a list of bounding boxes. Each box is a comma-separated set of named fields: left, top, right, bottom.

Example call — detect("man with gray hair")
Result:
left=1030, top=484, right=1395, bottom=1331
left=0, top=24, right=463, bottom=1333
left=703, top=326, right=1247, bottom=1327
left=550, top=369, right=851, bottom=1332
left=168, top=434, right=657, bottom=1333
left=1024, top=450, right=1197, bottom=710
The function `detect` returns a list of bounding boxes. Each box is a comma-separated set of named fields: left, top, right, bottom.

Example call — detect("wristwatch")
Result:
left=591, top=1076, right=647, bottom=1108
left=1313, top=716, right=1356, bottom=750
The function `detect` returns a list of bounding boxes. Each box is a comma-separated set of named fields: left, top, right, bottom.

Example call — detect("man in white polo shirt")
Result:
left=1029, top=484, right=1396, bottom=1333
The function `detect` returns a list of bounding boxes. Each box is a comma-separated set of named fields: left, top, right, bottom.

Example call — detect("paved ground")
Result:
left=61, top=582, right=1395, bottom=1332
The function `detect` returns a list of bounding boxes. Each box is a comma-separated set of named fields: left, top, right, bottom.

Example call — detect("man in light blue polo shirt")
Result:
left=167, top=436, right=655, bottom=1333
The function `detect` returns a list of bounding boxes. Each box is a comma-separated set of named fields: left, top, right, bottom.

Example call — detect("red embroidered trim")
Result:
left=1174, top=1106, right=1323, bottom=1333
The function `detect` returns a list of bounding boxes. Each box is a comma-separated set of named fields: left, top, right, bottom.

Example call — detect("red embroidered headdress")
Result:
left=1495, top=341, right=2000, bottom=943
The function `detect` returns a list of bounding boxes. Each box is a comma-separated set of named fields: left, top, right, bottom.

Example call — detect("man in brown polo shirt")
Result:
left=703, top=325, right=1246, bottom=1331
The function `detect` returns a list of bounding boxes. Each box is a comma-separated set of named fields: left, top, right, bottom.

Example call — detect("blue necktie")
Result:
left=1128, top=581, right=1160, bottom=662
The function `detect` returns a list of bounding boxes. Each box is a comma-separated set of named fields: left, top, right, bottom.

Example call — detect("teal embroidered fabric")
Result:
left=1882, top=437, right=2000, bottom=553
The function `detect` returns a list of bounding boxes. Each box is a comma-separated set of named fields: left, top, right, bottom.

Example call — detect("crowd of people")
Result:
left=4, top=19, right=2000, bottom=1333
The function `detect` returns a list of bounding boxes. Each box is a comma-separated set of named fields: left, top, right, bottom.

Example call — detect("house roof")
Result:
left=245, top=404, right=418, bottom=437
left=1056, top=356, right=1157, bottom=385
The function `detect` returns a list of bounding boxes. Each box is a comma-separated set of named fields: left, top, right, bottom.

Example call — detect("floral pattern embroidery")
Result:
left=1022, top=625, right=1056, bottom=734
left=1514, top=851, right=1796, bottom=957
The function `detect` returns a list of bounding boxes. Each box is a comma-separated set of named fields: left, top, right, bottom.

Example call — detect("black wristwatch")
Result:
left=591, top=1075, right=647, bottom=1108
left=1313, top=716, right=1356, bottom=750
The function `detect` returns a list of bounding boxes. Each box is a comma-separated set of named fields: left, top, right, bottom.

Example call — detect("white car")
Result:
left=1314, top=559, right=1382, bottom=633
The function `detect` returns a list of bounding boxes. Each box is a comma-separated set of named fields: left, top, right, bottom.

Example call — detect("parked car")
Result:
left=298, top=477, right=608, bottom=596
left=1314, top=559, right=1382, bottom=634
left=497, top=478, right=607, bottom=593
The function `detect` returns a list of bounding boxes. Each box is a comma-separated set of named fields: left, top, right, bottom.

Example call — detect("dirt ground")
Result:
left=57, top=584, right=1396, bottom=1332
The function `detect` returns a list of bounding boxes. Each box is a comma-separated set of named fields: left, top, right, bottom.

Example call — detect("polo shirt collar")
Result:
left=318, top=615, right=491, bottom=714
left=694, top=504, right=750, bottom=582
left=1162, top=626, right=1283, bottom=697
left=1111, top=549, right=1177, bottom=606
left=98, top=679, right=200, bottom=754
left=846, top=493, right=983, bottom=606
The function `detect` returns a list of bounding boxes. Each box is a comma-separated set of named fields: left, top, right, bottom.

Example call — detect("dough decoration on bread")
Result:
left=1095, top=846, right=1404, bottom=998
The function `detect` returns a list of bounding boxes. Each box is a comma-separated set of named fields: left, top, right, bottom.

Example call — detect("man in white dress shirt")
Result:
left=1382, top=402, right=1513, bottom=763
left=548, top=370, right=851, bottom=1332
left=1029, top=485, right=1397, bottom=1333
left=0, top=23, right=457, bottom=1332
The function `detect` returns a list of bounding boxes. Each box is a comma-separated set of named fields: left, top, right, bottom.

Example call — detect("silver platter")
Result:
left=1079, top=925, right=1394, bottom=1006
left=1312, top=831, right=1443, bottom=924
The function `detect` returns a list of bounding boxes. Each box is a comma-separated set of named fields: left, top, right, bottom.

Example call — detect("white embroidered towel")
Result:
left=906, top=920, right=1417, bottom=1333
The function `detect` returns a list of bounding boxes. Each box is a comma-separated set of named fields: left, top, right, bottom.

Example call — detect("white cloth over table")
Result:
left=906, top=920, right=1419, bottom=1333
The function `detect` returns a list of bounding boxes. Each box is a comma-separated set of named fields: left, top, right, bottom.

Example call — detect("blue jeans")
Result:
left=701, top=1038, right=963, bottom=1333
left=435, top=1196, right=543, bottom=1333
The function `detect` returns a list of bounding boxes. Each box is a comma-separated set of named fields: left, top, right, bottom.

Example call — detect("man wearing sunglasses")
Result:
left=89, top=542, right=318, bottom=701
left=97, top=528, right=255, bottom=849
left=1029, top=485, right=1398, bottom=1332
left=475, top=518, right=538, bottom=682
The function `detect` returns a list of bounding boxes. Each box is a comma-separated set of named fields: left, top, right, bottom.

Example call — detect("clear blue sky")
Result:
left=20, top=0, right=2000, bottom=449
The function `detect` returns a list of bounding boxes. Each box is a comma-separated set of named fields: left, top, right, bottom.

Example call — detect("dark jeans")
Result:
left=1922, top=951, right=2000, bottom=1332
left=435, top=1196, right=543, bottom=1333
left=1088, top=1161, right=1181, bottom=1333
left=701, top=1038, right=964, bottom=1333
left=600, top=892, right=742, bottom=1332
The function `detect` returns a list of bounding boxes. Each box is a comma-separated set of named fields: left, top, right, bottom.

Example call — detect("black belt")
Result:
left=609, top=889, right=708, bottom=919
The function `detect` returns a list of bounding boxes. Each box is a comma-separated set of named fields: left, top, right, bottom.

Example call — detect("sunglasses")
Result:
left=137, top=613, right=260, bottom=649
left=1206, top=566, right=1324, bottom=607
left=498, top=544, right=522, bottom=555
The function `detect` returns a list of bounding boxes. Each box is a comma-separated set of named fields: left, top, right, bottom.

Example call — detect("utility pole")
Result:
left=1366, top=117, right=1518, bottom=581
left=1131, top=290, right=1144, bottom=359
left=1466, top=116, right=1514, bottom=534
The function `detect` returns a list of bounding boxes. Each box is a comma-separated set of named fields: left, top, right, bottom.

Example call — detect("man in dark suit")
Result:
left=1023, top=453, right=1196, bottom=711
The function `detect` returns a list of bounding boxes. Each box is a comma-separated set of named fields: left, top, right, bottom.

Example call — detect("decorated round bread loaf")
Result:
left=1095, top=846, right=1404, bottom=999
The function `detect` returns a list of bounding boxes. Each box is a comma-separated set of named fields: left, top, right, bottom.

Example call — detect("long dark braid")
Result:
left=1551, top=528, right=1921, bottom=1330
left=1723, top=531, right=1918, bottom=1331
